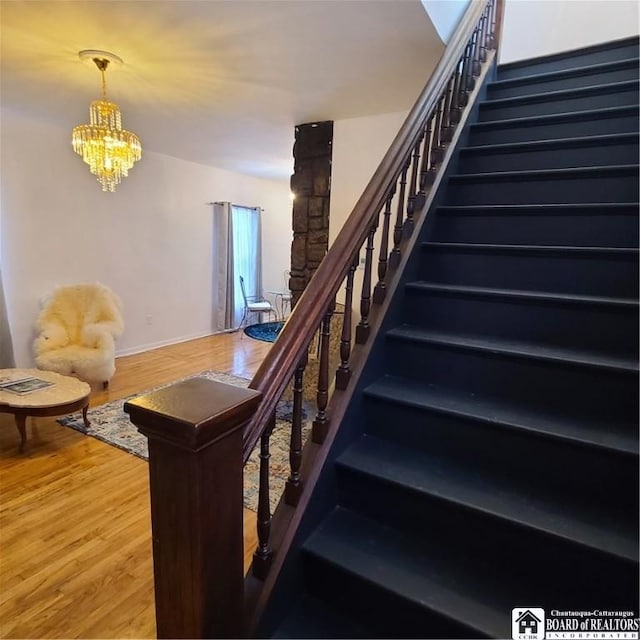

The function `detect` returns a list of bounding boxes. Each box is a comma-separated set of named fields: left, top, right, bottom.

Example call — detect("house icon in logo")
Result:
left=516, top=609, right=542, bottom=635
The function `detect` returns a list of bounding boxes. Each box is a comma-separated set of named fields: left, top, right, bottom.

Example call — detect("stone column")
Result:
left=289, top=121, right=333, bottom=306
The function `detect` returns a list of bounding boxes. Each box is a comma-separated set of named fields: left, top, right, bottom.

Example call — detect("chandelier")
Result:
left=72, top=50, right=141, bottom=192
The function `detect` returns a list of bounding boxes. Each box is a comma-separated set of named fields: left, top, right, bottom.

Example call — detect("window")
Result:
left=231, top=205, right=262, bottom=326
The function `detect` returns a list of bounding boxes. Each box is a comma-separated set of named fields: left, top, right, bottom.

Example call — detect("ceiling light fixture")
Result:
left=72, top=50, right=141, bottom=192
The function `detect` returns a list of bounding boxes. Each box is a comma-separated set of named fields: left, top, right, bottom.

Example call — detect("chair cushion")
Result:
left=247, top=302, right=273, bottom=311
left=35, top=344, right=116, bottom=383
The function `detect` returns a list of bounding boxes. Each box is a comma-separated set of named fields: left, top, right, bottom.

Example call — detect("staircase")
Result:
left=266, top=37, right=640, bottom=639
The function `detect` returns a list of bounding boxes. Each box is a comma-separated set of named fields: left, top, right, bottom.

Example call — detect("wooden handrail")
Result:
left=245, top=0, right=498, bottom=461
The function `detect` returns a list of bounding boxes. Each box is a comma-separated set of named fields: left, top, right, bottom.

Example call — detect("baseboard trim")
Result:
left=115, top=328, right=237, bottom=359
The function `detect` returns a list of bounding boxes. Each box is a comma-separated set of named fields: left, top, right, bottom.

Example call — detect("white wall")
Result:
left=1, top=109, right=292, bottom=367
left=328, top=110, right=409, bottom=310
left=421, top=0, right=471, bottom=43
left=500, top=0, right=640, bottom=64
left=329, top=110, right=409, bottom=246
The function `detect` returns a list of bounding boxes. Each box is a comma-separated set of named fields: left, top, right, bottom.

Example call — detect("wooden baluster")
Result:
left=373, top=191, right=395, bottom=304
left=336, top=256, right=358, bottom=389
left=430, top=93, right=446, bottom=167
left=405, top=137, right=422, bottom=233
left=485, top=0, right=492, bottom=47
left=285, top=353, right=308, bottom=506
left=488, top=0, right=497, bottom=49
left=450, top=57, right=464, bottom=125
left=124, top=378, right=261, bottom=639
left=253, top=413, right=276, bottom=579
left=389, top=162, right=409, bottom=269
left=418, top=114, right=434, bottom=194
left=459, top=42, right=473, bottom=105
left=355, top=220, right=378, bottom=345
left=312, top=301, right=335, bottom=444
left=441, top=74, right=456, bottom=143
left=464, top=38, right=476, bottom=94
left=471, top=23, right=482, bottom=78
left=415, top=121, right=430, bottom=211
left=478, top=4, right=489, bottom=62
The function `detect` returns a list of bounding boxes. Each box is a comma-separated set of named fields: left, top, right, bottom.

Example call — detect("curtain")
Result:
left=212, top=203, right=262, bottom=331
left=0, top=267, right=15, bottom=368
left=212, top=202, right=235, bottom=331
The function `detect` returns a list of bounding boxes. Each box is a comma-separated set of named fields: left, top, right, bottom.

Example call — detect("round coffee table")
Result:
left=0, top=368, right=91, bottom=452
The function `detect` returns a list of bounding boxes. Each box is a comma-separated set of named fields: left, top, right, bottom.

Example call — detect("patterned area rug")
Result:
left=244, top=321, right=284, bottom=343
left=57, top=370, right=310, bottom=512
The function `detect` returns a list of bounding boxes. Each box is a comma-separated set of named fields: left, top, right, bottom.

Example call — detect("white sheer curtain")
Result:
left=212, top=202, right=262, bottom=331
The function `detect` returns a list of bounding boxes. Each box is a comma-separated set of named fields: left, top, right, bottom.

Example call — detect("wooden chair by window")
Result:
left=239, top=275, right=274, bottom=329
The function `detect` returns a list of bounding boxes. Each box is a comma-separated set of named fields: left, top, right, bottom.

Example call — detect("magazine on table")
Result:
left=0, top=376, right=55, bottom=395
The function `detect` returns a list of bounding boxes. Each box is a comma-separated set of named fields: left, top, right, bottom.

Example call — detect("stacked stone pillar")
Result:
left=289, top=121, right=333, bottom=306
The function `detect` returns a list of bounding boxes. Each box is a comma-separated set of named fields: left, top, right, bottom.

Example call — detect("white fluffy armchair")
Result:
left=33, top=283, right=124, bottom=386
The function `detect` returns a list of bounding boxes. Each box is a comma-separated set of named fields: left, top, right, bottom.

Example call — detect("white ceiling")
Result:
left=0, top=0, right=444, bottom=181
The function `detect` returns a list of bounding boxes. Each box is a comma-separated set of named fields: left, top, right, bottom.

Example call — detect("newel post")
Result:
left=124, top=377, right=262, bottom=639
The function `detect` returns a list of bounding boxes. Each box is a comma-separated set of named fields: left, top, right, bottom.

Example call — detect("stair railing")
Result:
left=125, top=1, right=504, bottom=637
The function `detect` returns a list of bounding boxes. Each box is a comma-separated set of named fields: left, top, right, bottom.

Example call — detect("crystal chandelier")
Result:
left=72, top=50, right=141, bottom=192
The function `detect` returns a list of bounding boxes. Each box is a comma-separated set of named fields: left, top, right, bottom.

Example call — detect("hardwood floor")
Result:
left=0, top=332, right=272, bottom=639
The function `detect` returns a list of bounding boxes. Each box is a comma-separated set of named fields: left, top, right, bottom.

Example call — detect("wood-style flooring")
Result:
left=0, top=332, right=272, bottom=639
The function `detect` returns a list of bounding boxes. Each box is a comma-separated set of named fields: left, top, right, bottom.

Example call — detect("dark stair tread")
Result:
left=469, top=104, right=639, bottom=130
left=497, top=36, right=639, bottom=73
left=422, top=241, right=639, bottom=255
left=364, top=375, right=638, bottom=456
left=448, top=165, right=640, bottom=182
left=489, top=57, right=640, bottom=89
left=436, top=203, right=640, bottom=216
left=458, top=132, right=639, bottom=156
left=337, top=435, right=638, bottom=561
left=480, top=79, right=639, bottom=109
left=387, top=325, right=639, bottom=373
left=304, top=507, right=508, bottom=638
left=405, top=281, right=639, bottom=309
left=272, top=593, right=370, bottom=639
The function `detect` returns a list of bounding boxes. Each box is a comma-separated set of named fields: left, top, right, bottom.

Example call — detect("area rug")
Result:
left=244, top=321, right=284, bottom=343
left=57, top=370, right=310, bottom=512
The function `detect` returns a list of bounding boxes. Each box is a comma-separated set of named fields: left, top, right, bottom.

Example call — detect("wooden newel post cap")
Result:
left=124, top=377, right=262, bottom=449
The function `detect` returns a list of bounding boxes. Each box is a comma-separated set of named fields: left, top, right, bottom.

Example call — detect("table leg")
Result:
left=15, top=414, right=27, bottom=453
left=82, top=404, right=91, bottom=430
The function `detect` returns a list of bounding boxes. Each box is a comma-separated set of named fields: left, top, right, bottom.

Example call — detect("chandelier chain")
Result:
left=93, top=58, right=109, bottom=99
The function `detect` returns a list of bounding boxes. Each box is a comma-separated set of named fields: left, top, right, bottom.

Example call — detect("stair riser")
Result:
left=445, top=172, right=639, bottom=205
left=386, top=340, right=639, bottom=423
left=302, top=554, right=483, bottom=639
left=469, top=111, right=639, bottom=144
left=361, top=397, right=639, bottom=510
left=335, top=471, right=639, bottom=609
left=457, top=140, right=639, bottom=172
left=479, top=86, right=638, bottom=121
left=497, top=42, right=640, bottom=80
left=488, top=64, right=639, bottom=99
left=431, top=209, right=640, bottom=247
left=418, top=247, right=639, bottom=296
left=404, top=289, right=639, bottom=357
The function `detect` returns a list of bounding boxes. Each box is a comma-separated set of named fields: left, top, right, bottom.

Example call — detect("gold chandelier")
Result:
left=72, top=50, right=141, bottom=192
